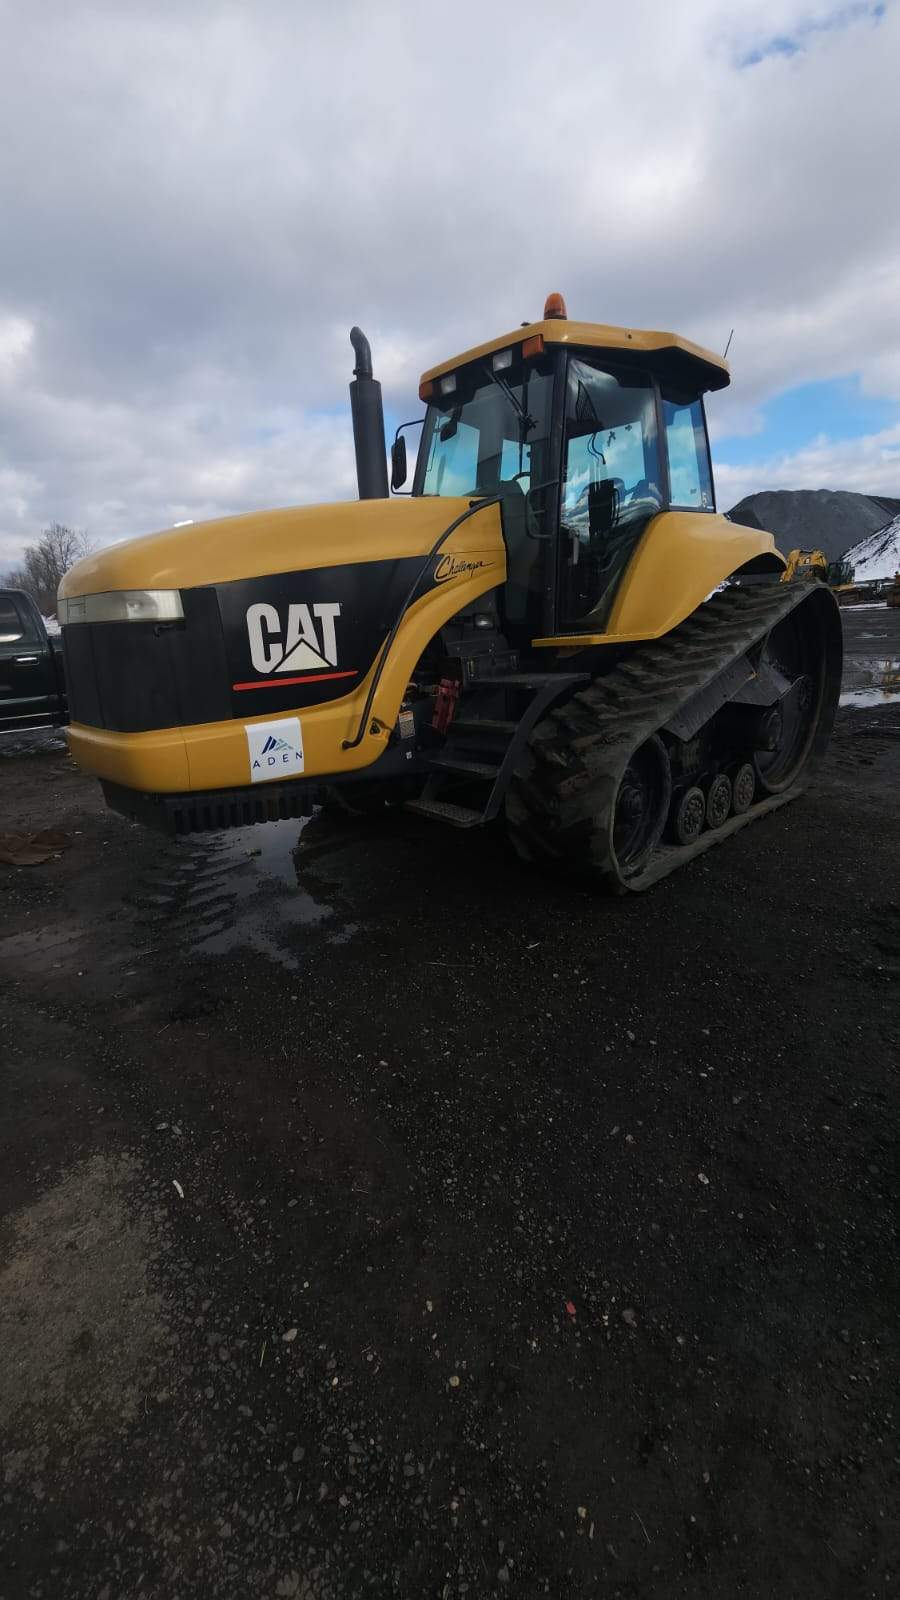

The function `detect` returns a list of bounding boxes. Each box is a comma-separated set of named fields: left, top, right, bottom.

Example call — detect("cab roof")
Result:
left=420, top=316, right=731, bottom=396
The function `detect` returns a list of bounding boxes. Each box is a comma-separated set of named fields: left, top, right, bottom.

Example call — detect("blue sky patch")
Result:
left=738, top=2, right=884, bottom=67
left=714, top=376, right=896, bottom=464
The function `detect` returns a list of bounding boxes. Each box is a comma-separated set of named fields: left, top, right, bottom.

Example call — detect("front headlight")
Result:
left=58, top=590, right=184, bottom=625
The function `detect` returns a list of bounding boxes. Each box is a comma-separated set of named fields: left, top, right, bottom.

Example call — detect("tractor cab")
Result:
left=398, top=294, right=728, bottom=644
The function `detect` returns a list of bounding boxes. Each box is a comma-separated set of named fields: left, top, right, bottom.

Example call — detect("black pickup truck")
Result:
left=0, top=588, right=68, bottom=734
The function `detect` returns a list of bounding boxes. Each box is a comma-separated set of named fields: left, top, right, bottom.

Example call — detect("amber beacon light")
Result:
left=543, top=291, right=568, bottom=319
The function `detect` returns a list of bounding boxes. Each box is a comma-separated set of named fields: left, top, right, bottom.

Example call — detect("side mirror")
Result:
left=390, top=418, right=425, bottom=494
left=390, top=435, right=408, bottom=491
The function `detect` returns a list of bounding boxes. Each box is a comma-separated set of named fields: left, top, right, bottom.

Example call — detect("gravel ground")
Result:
left=0, top=612, right=898, bottom=1600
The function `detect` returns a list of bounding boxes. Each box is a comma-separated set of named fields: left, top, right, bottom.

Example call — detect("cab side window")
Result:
left=663, top=396, right=713, bottom=510
left=422, top=417, right=479, bottom=496
left=0, top=595, right=33, bottom=644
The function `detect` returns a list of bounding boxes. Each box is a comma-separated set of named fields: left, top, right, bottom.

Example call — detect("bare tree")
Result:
left=2, top=524, right=92, bottom=617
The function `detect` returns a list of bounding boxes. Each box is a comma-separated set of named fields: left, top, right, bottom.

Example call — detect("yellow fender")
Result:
left=534, top=511, right=785, bottom=648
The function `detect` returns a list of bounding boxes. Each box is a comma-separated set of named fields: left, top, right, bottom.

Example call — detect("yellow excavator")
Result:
left=780, top=548, right=828, bottom=584
left=58, top=294, right=842, bottom=891
left=780, top=549, right=862, bottom=598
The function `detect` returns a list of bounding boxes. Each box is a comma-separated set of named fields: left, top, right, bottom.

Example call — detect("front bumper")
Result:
left=64, top=690, right=392, bottom=793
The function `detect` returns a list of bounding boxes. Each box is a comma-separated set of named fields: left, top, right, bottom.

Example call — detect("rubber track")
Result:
left=505, top=580, right=839, bottom=893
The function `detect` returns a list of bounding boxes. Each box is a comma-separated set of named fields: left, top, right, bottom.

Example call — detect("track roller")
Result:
left=672, top=787, right=706, bottom=846
left=706, top=773, right=732, bottom=829
left=732, top=763, right=756, bottom=815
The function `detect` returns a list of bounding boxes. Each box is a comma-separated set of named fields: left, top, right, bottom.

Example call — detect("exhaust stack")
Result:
left=349, top=327, right=389, bottom=500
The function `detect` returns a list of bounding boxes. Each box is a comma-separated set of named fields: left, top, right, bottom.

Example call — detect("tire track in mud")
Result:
left=124, top=817, right=361, bottom=975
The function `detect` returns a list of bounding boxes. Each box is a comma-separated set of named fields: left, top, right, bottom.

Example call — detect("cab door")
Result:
left=0, top=593, right=57, bottom=731
left=557, top=357, right=663, bottom=634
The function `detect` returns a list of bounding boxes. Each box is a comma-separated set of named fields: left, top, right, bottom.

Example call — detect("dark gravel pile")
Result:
left=728, top=488, right=900, bottom=561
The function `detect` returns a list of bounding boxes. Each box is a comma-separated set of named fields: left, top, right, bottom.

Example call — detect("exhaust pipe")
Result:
left=349, top=327, right=389, bottom=500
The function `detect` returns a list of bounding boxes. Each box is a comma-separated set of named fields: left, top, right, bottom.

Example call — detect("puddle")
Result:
left=839, top=656, right=900, bottom=708
left=163, top=816, right=361, bottom=971
left=839, top=686, right=900, bottom=708
left=214, top=815, right=311, bottom=889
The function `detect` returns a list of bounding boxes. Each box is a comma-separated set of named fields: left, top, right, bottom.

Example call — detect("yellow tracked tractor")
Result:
left=58, top=295, right=842, bottom=891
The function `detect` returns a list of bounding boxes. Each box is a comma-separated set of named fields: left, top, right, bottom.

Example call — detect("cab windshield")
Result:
left=418, top=354, right=554, bottom=500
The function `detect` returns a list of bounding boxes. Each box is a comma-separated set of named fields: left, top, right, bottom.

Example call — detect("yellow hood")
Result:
left=58, top=495, right=481, bottom=597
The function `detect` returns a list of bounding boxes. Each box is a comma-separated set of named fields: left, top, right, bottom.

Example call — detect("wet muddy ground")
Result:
left=839, top=601, right=900, bottom=708
left=0, top=609, right=898, bottom=1599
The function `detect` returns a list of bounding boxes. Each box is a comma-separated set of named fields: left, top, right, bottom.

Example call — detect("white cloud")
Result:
left=716, top=420, right=900, bottom=509
left=0, top=383, right=357, bottom=570
left=0, top=314, right=35, bottom=375
left=0, top=468, right=42, bottom=565
left=0, top=0, right=898, bottom=565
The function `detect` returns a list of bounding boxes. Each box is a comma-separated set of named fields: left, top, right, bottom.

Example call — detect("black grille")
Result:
left=61, top=588, right=231, bottom=732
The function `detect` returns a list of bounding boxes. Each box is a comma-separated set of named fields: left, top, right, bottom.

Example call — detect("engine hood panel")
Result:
left=58, top=496, right=483, bottom=598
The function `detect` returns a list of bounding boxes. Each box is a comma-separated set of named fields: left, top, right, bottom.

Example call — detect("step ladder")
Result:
left=405, top=670, right=589, bottom=829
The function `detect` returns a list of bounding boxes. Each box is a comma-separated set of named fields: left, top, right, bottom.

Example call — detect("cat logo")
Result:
left=244, top=602, right=351, bottom=682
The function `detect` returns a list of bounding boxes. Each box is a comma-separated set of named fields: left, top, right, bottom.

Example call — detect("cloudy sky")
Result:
left=1, top=0, right=898, bottom=569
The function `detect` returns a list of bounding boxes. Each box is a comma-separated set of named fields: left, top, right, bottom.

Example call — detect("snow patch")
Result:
left=844, top=514, right=900, bottom=583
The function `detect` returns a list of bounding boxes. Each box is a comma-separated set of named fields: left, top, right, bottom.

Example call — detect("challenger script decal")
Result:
left=433, top=555, right=489, bottom=583
left=235, top=602, right=357, bottom=692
